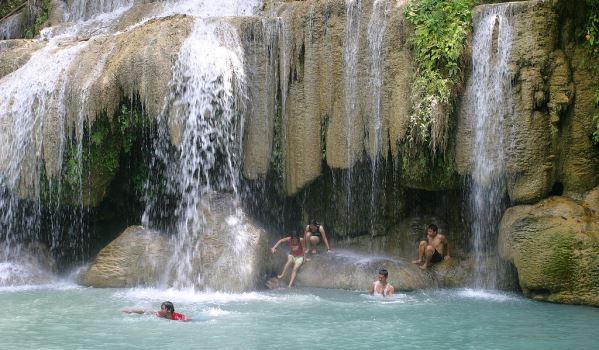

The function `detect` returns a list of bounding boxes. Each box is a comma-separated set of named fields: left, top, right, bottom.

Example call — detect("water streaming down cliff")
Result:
left=466, top=4, right=514, bottom=289
left=0, top=12, right=22, bottom=40
left=0, top=0, right=261, bottom=288
left=141, top=18, right=249, bottom=289
left=0, top=37, right=90, bottom=274
left=366, top=0, right=389, bottom=240
left=67, top=0, right=134, bottom=21
left=342, top=0, right=362, bottom=235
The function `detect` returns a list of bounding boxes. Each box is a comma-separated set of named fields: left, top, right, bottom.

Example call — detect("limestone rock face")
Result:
left=270, top=250, right=472, bottom=290
left=241, top=0, right=413, bottom=195
left=80, top=195, right=272, bottom=290
left=456, top=0, right=599, bottom=203
left=0, top=40, right=46, bottom=79
left=293, top=251, right=437, bottom=290
left=498, top=187, right=599, bottom=306
left=79, top=226, right=173, bottom=288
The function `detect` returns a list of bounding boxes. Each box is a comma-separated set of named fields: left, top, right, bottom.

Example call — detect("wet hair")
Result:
left=291, top=231, right=301, bottom=239
left=378, top=269, right=388, bottom=278
left=428, top=224, right=438, bottom=232
left=310, top=220, right=319, bottom=226
left=161, top=301, right=175, bottom=312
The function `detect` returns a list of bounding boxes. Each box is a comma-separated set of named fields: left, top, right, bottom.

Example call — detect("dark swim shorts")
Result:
left=431, top=249, right=443, bottom=263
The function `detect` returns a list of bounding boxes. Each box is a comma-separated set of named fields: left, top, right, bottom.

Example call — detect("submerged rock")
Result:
left=498, top=186, right=599, bottom=306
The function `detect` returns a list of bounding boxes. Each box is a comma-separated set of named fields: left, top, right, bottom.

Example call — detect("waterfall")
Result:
left=0, top=0, right=261, bottom=288
left=0, top=13, right=22, bottom=40
left=67, top=0, right=135, bottom=22
left=140, top=4, right=261, bottom=289
left=466, top=5, right=514, bottom=289
left=0, top=38, right=89, bottom=277
left=342, top=0, right=362, bottom=234
left=366, top=0, right=389, bottom=239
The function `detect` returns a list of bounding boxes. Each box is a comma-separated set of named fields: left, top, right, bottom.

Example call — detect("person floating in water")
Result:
left=303, top=220, right=332, bottom=259
left=412, top=224, right=451, bottom=270
left=368, top=269, right=395, bottom=297
left=120, top=301, right=190, bottom=321
left=271, top=231, right=305, bottom=287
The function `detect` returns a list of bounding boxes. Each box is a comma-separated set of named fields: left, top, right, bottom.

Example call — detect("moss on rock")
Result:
left=499, top=190, right=599, bottom=306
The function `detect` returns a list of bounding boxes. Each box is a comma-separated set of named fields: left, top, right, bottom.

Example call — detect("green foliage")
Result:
left=586, top=1, right=599, bottom=144
left=43, top=102, right=145, bottom=206
left=404, top=0, right=474, bottom=152
left=24, top=0, right=50, bottom=39
left=0, top=0, right=25, bottom=19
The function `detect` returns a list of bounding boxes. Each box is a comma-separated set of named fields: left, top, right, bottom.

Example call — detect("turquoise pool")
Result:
left=1, top=284, right=596, bottom=349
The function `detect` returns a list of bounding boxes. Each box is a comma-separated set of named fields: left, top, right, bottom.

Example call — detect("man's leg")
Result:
left=277, top=255, right=293, bottom=279
left=412, top=241, right=427, bottom=264
left=288, top=258, right=303, bottom=287
left=304, top=232, right=312, bottom=253
left=420, top=245, right=435, bottom=270
left=309, top=236, right=321, bottom=254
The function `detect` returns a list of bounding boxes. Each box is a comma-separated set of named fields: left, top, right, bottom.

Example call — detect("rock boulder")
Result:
left=498, top=187, right=599, bottom=306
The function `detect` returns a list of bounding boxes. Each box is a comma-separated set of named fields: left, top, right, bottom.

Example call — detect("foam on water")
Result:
left=0, top=281, right=80, bottom=293
left=114, top=288, right=279, bottom=304
left=454, top=288, right=520, bottom=302
left=332, top=249, right=399, bottom=264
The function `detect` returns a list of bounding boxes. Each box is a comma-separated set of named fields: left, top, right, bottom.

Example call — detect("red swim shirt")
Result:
left=154, top=311, right=189, bottom=321
left=171, top=312, right=189, bottom=321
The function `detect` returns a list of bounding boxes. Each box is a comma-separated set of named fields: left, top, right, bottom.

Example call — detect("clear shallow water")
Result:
left=0, top=285, right=596, bottom=350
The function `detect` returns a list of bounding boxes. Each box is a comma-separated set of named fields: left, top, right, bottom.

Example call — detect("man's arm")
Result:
left=120, top=307, right=150, bottom=314
left=386, top=285, right=395, bottom=297
left=320, top=226, right=332, bottom=251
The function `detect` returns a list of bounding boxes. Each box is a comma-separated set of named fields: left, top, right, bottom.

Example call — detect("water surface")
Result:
left=1, top=285, right=596, bottom=349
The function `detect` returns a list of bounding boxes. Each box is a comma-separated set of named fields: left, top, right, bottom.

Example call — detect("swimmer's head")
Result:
left=161, top=301, right=175, bottom=313
left=378, top=269, right=389, bottom=282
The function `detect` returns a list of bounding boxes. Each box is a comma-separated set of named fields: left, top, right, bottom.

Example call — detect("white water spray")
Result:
left=467, top=5, right=514, bottom=289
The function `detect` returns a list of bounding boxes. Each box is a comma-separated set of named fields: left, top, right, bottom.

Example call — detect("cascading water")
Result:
left=466, top=4, right=514, bottom=289
left=142, top=19, right=248, bottom=289
left=366, top=0, right=389, bottom=240
left=0, top=0, right=261, bottom=288
left=0, top=13, right=21, bottom=40
left=342, top=0, right=362, bottom=234
left=67, top=0, right=135, bottom=22
left=0, top=37, right=89, bottom=280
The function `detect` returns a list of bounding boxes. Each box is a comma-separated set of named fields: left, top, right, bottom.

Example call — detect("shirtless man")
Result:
left=368, top=269, right=395, bottom=297
left=412, top=224, right=451, bottom=270
left=303, top=220, right=332, bottom=258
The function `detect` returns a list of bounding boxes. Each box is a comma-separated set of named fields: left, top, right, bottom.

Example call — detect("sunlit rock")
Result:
left=80, top=194, right=271, bottom=291
left=78, top=225, right=172, bottom=288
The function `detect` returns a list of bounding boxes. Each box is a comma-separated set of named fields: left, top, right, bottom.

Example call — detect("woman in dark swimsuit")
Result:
left=303, top=220, right=332, bottom=258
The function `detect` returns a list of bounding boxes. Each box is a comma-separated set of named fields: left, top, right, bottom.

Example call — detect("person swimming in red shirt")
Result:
left=121, top=301, right=190, bottom=321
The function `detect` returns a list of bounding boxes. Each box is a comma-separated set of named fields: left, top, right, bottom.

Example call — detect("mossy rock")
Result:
left=498, top=187, right=599, bottom=306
